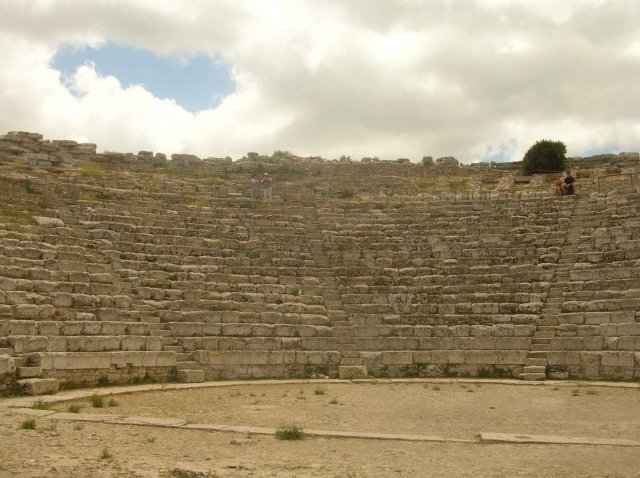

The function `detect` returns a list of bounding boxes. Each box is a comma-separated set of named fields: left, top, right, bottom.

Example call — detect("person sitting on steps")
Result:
left=562, top=170, right=575, bottom=196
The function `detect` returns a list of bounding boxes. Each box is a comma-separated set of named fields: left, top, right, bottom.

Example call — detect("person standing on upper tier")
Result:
left=261, top=172, right=273, bottom=200
left=250, top=176, right=260, bottom=199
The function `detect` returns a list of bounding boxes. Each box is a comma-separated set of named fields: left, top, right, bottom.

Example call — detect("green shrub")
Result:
left=89, top=394, right=104, bottom=408
left=67, top=404, right=81, bottom=413
left=96, top=375, right=110, bottom=387
left=20, top=418, right=36, bottom=430
left=247, top=250, right=261, bottom=260
left=521, top=140, right=567, bottom=176
left=275, top=425, right=304, bottom=440
left=421, top=156, right=434, bottom=166
left=78, top=162, right=104, bottom=178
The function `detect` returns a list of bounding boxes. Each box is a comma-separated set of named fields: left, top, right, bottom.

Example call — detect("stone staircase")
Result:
left=303, top=206, right=367, bottom=379
left=520, top=195, right=586, bottom=380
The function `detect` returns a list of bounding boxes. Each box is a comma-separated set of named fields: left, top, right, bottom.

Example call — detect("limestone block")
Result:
left=516, top=302, right=543, bottom=313
left=560, top=313, right=585, bottom=325
left=178, top=337, right=201, bottom=351
left=19, top=378, right=59, bottom=395
left=413, top=326, right=433, bottom=337
left=60, top=322, right=84, bottom=335
left=121, top=336, right=146, bottom=351
left=15, top=304, right=39, bottom=319
left=177, top=369, right=205, bottom=383
left=37, top=321, right=59, bottom=336
left=145, top=336, right=164, bottom=351
left=108, top=352, right=143, bottom=368
left=413, top=351, right=432, bottom=364
left=617, top=323, right=640, bottom=336
left=582, top=337, right=604, bottom=350
left=101, top=322, right=126, bottom=335
left=465, top=350, right=498, bottom=364
left=201, top=323, right=222, bottom=336
left=339, top=365, right=368, bottom=379
left=24, top=337, right=48, bottom=352
left=513, top=325, right=536, bottom=336
left=237, top=351, right=265, bottom=365
left=382, top=351, right=413, bottom=365
left=7, top=320, right=37, bottom=335
left=546, top=351, right=566, bottom=365
left=611, top=311, right=636, bottom=322
left=46, top=337, right=67, bottom=352
left=496, top=351, right=527, bottom=365
left=198, top=337, right=218, bottom=350
left=33, top=216, right=64, bottom=228
left=82, top=322, right=102, bottom=335
left=221, top=323, right=252, bottom=336
left=155, top=351, right=176, bottom=367
left=0, top=354, right=16, bottom=374
left=126, top=323, right=149, bottom=335
left=580, top=352, right=601, bottom=366
left=493, top=325, right=514, bottom=337
left=17, top=366, right=41, bottom=378
left=495, top=337, right=530, bottom=350
left=450, top=325, right=470, bottom=337
left=600, top=352, right=621, bottom=367
left=600, top=324, right=618, bottom=337
left=472, top=303, right=499, bottom=314
left=267, top=351, right=284, bottom=365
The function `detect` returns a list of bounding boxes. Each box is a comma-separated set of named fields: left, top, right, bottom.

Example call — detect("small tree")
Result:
left=421, top=156, right=434, bottom=166
left=522, top=140, right=567, bottom=176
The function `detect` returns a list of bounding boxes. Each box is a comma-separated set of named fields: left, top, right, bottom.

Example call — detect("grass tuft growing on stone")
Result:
left=32, top=399, right=50, bottom=410
left=20, top=418, right=36, bottom=430
left=275, top=425, right=304, bottom=440
left=314, top=387, right=326, bottom=395
left=67, top=404, right=81, bottom=413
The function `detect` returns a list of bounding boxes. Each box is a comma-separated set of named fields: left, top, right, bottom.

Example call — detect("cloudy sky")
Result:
left=0, top=0, right=639, bottom=163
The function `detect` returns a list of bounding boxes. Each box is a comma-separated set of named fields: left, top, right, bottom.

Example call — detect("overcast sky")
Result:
left=0, top=0, right=639, bottom=163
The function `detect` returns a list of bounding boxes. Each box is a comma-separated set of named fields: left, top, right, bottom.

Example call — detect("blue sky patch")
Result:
left=52, top=43, right=235, bottom=112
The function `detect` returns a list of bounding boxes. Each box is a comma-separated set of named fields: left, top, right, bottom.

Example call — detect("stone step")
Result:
left=519, top=372, right=546, bottom=381
left=339, top=357, right=364, bottom=366
left=533, top=330, right=555, bottom=339
left=522, top=365, right=546, bottom=374
left=524, top=358, right=547, bottom=366
left=531, top=338, right=551, bottom=345
left=163, top=345, right=184, bottom=353
left=17, top=366, right=42, bottom=378
left=176, top=361, right=198, bottom=370
left=527, top=351, right=548, bottom=359
left=176, top=352, right=194, bottom=361
left=339, top=351, right=362, bottom=359
left=0, top=347, right=13, bottom=355
left=530, top=343, right=550, bottom=351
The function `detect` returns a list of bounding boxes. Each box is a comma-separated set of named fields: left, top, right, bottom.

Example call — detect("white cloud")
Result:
left=0, top=0, right=638, bottom=162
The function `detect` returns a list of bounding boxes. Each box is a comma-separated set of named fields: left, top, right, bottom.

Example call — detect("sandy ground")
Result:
left=1, top=381, right=640, bottom=478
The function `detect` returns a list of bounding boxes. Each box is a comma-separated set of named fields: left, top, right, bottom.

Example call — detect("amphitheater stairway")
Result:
left=519, top=195, right=587, bottom=381
left=302, top=206, right=367, bottom=379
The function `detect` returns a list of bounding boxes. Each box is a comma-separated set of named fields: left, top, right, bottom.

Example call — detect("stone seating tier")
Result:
left=1, top=131, right=639, bottom=391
